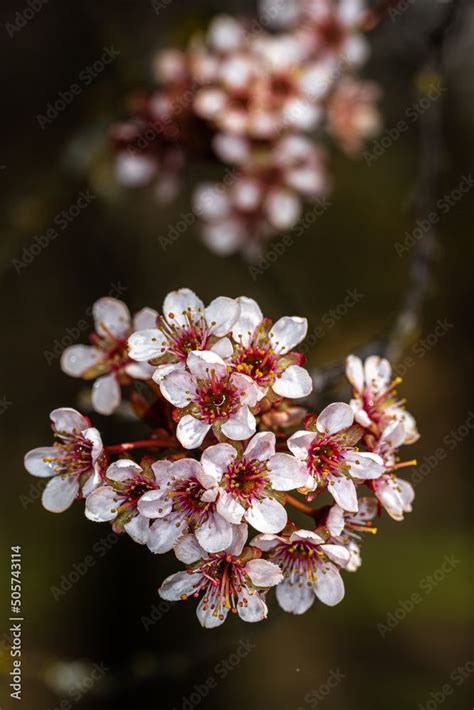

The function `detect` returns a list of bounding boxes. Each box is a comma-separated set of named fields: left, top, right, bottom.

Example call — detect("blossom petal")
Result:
left=273, top=365, right=313, bottom=399
left=174, top=535, right=205, bottom=564
left=269, top=316, right=308, bottom=354
left=286, top=430, right=316, bottom=460
left=200, top=443, right=237, bottom=484
left=24, top=447, right=59, bottom=478
left=246, top=559, right=283, bottom=587
left=197, top=597, right=229, bottom=628
left=364, top=355, right=391, bottom=390
left=320, top=544, right=351, bottom=567
left=313, top=563, right=345, bottom=606
left=276, top=581, right=315, bottom=615
left=230, top=373, right=260, bottom=406
left=267, top=453, right=308, bottom=491
left=61, top=345, right=102, bottom=377
left=328, top=476, right=358, bottom=512
left=237, top=592, right=268, bottom=623
left=147, top=517, right=184, bottom=553
left=106, top=459, right=143, bottom=482
left=133, top=307, right=158, bottom=331
left=205, top=297, right=240, bottom=336
left=344, top=451, right=384, bottom=480
left=85, top=486, right=122, bottom=522
left=216, top=489, right=245, bottom=524
left=124, top=514, right=150, bottom=545
left=137, top=490, right=171, bottom=519
left=221, top=406, right=256, bottom=440
left=244, top=431, right=275, bottom=461
left=93, top=297, right=131, bottom=339
left=210, top=337, right=234, bottom=360
left=159, top=571, right=202, bottom=601
left=176, top=415, right=210, bottom=450
left=317, top=402, right=354, bottom=435
left=50, top=407, right=89, bottom=435
left=227, top=522, right=248, bottom=556
left=42, top=475, right=80, bottom=513
left=231, top=297, right=263, bottom=347
left=159, top=370, right=197, bottom=408
left=163, top=288, right=204, bottom=327
left=92, top=374, right=121, bottom=415
left=345, top=355, right=364, bottom=392
left=195, top=513, right=234, bottom=553
left=186, top=350, right=228, bottom=381
left=245, top=497, right=287, bottom=534
left=127, top=329, right=164, bottom=362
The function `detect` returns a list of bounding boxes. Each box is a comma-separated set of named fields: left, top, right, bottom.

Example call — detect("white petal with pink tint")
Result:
left=159, top=370, right=196, bottom=407
left=201, top=218, right=247, bottom=256
left=216, top=489, right=245, bottom=525
left=174, top=535, right=204, bottom=564
left=115, top=153, right=156, bottom=186
left=313, top=563, right=345, bottom=606
left=148, top=516, right=184, bottom=553
left=317, top=402, right=354, bottom=435
left=61, top=345, right=101, bottom=377
left=163, top=289, right=204, bottom=327
left=273, top=365, right=313, bottom=398
left=187, top=350, right=228, bottom=381
left=237, top=593, right=268, bottom=623
left=201, top=443, right=237, bottom=483
left=205, top=297, right=239, bottom=337
left=194, top=88, right=226, bottom=119
left=176, top=415, right=210, bottom=449
left=193, top=183, right=231, bottom=221
left=50, top=407, right=89, bottom=435
left=344, top=451, right=384, bottom=479
left=267, top=453, right=308, bottom=490
left=124, top=515, right=150, bottom=545
left=159, top=571, right=202, bottom=600
left=329, top=476, right=358, bottom=512
left=195, top=513, right=234, bottom=553
left=213, top=133, right=250, bottom=165
left=92, top=374, right=121, bottom=415
left=24, top=447, right=59, bottom=478
left=227, top=523, right=248, bottom=556
left=287, top=430, right=316, bottom=460
left=93, top=297, right=131, bottom=339
left=246, top=559, right=283, bottom=587
left=133, top=307, right=158, bottom=331
left=364, top=355, right=391, bottom=389
left=320, top=544, right=350, bottom=567
left=231, top=297, right=264, bottom=346
left=208, top=15, right=245, bottom=52
left=265, top=188, right=301, bottom=230
left=106, top=459, right=143, bottom=482
left=221, top=406, right=256, bottom=440
left=197, top=597, right=229, bottom=628
left=231, top=373, right=260, bottom=406
left=128, top=329, right=164, bottom=361
left=125, top=362, right=154, bottom=379
left=244, top=432, right=275, bottom=461
left=345, top=354, right=364, bottom=392
left=245, top=496, right=287, bottom=533
left=269, top=316, right=308, bottom=354
left=210, top=337, right=233, bottom=360
left=137, top=490, right=171, bottom=519
left=85, top=486, right=122, bottom=522
left=276, top=581, right=315, bottom=615
left=42, top=475, right=80, bottom=514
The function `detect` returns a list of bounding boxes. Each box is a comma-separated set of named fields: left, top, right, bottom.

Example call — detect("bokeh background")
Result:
left=0, top=1, right=473, bottom=708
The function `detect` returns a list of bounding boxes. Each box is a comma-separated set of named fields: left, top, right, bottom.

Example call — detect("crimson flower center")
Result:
left=221, top=458, right=269, bottom=503
left=234, top=345, right=277, bottom=386
left=196, top=378, right=240, bottom=423
left=52, top=433, right=93, bottom=476
left=308, top=437, right=344, bottom=478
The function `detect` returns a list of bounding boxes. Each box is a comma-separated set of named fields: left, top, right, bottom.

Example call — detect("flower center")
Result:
left=49, top=433, right=93, bottom=477
left=270, top=541, right=323, bottom=585
left=234, top=345, right=277, bottom=386
left=221, top=457, right=269, bottom=505
left=195, top=377, right=240, bottom=423
left=183, top=555, right=250, bottom=621
left=157, top=312, right=209, bottom=362
left=168, top=478, right=215, bottom=526
left=308, top=436, right=345, bottom=479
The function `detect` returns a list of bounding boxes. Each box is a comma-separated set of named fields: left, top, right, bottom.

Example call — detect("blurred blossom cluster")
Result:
left=109, top=0, right=381, bottom=257
left=25, top=291, right=419, bottom=628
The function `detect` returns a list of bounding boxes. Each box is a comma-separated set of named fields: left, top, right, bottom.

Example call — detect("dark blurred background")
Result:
left=0, top=1, right=472, bottom=708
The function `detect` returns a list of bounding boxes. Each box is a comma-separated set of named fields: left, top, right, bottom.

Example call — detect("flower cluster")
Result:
left=25, top=289, right=418, bottom=627
left=109, top=1, right=381, bottom=256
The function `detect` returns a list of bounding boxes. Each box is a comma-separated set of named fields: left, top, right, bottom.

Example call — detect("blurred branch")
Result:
left=310, top=0, right=462, bottom=396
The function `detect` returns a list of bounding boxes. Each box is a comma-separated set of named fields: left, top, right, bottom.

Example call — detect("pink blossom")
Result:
left=24, top=408, right=104, bottom=513
left=127, top=288, right=239, bottom=381
left=160, top=350, right=261, bottom=448
left=159, top=527, right=283, bottom=627
left=61, top=298, right=157, bottom=415
left=252, top=528, right=350, bottom=614
left=287, top=402, right=384, bottom=511
left=327, top=77, right=381, bottom=155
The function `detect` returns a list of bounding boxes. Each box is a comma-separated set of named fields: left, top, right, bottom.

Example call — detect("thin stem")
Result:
left=285, top=494, right=316, bottom=517
left=106, top=438, right=177, bottom=453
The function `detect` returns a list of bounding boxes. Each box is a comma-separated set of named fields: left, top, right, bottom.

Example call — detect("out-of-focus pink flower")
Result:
left=61, top=297, right=157, bottom=415
left=159, top=526, right=283, bottom=627
left=288, top=402, right=384, bottom=511
left=128, top=288, right=239, bottom=381
left=327, top=77, right=381, bottom=155
left=252, top=527, right=350, bottom=614
left=24, top=408, right=104, bottom=513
